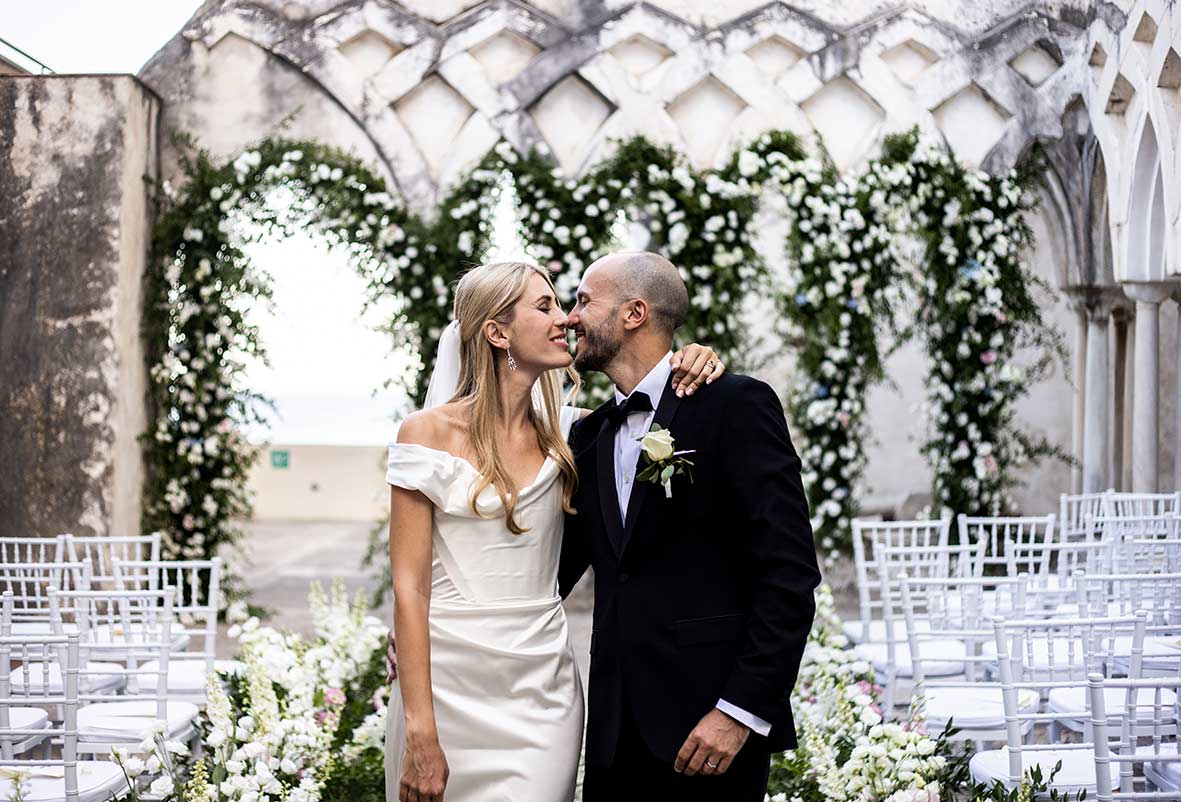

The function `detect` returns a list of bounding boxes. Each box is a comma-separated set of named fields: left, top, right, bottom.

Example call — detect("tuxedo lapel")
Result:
left=595, top=413, right=626, bottom=557
left=619, top=384, right=684, bottom=557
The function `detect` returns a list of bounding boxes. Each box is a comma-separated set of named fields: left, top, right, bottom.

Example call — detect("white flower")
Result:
left=639, top=427, right=675, bottom=462
left=149, top=776, right=175, bottom=796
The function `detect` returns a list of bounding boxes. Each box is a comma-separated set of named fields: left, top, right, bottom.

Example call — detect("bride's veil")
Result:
left=420, top=319, right=549, bottom=412
left=423, top=320, right=462, bottom=410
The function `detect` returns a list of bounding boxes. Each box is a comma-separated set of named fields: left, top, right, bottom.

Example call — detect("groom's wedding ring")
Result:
left=706, top=359, right=716, bottom=369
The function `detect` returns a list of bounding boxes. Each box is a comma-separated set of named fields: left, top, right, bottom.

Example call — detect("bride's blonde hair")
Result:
left=451, top=261, right=581, bottom=533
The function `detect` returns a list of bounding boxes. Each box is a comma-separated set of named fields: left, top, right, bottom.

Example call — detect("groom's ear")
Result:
left=621, top=298, right=650, bottom=331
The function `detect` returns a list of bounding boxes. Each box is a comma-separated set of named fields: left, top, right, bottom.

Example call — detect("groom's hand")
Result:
left=386, top=628, right=397, bottom=683
left=674, top=708, right=750, bottom=776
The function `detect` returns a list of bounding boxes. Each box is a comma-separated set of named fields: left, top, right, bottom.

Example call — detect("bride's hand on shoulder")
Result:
left=669, top=344, right=726, bottom=397
left=401, top=729, right=449, bottom=802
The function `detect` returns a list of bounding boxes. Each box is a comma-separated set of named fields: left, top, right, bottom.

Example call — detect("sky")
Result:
left=1, top=2, right=203, bottom=74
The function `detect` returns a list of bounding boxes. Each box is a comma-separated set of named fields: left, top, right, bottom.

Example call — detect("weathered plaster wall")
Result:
left=0, top=75, right=158, bottom=538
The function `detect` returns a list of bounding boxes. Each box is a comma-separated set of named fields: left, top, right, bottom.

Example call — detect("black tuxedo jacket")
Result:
left=559, top=372, right=821, bottom=768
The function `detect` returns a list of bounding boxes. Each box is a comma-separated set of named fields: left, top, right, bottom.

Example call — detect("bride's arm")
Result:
left=389, top=416, right=449, bottom=800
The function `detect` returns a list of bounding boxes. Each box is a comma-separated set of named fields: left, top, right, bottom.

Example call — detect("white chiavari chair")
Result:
left=1014, top=540, right=1109, bottom=615
left=1104, top=492, right=1181, bottom=519
left=900, top=572, right=1034, bottom=745
left=0, top=628, right=130, bottom=801
left=0, top=561, right=91, bottom=636
left=969, top=612, right=1149, bottom=795
left=0, top=535, right=68, bottom=565
left=857, top=540, right=982, bottom=712
left=114, top=557, right=242, bottom=702
left=1061, top=491, right=1113, bottom=542
left=46, top=588, right=199, bottom=755
left=0, top=592, right=51, bottom=757
left=847, top=516, right=953, bottom=644
left=61, top=534, right=161, bottom=589
left=1076, top=572, right=1181, bottom=676
left=958, top=514, right=1057, bottom=578
left=1088, top=673, right=1181, bottom=799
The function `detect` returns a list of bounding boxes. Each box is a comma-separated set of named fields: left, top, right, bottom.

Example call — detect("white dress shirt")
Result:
left=612, top=354, right=772, bottom=737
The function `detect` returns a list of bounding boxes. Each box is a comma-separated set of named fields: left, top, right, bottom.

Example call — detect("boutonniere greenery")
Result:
left=636, top=425, right=695, bottom=498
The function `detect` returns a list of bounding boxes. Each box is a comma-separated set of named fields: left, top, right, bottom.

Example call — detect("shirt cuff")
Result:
left=716, top=698, right=771, bottom=736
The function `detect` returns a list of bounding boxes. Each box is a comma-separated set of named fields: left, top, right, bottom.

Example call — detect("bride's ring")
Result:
left=705, top=760, right=718, bottom=769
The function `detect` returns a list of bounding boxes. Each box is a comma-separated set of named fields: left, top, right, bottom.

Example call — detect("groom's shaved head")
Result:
left=594, top=251, right=689, bottom=335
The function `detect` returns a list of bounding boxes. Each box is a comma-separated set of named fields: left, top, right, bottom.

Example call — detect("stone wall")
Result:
left=0, top=75, right=159, bottom=538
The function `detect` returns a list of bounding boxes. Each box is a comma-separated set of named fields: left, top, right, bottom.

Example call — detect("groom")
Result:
left=561, top=251, right=820, bottom=800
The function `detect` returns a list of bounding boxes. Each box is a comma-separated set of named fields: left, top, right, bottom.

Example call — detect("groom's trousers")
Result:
left=582, top=704, right=771, bottom=802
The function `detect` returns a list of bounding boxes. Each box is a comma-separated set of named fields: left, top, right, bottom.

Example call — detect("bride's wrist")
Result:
left=405, top=717, right=439, bottom=744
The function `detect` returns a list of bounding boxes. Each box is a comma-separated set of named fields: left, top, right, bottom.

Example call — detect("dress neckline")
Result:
left=391, top=441, right=554, bottom=493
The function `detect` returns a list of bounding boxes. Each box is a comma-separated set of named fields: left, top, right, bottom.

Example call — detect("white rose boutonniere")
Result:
left=636, top=424, right=695, bottom=498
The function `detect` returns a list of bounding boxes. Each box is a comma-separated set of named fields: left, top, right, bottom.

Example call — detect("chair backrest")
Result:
left=849, top=517, right=953, bottom=638
left=1013, top=539, right=1109, bottom=612
left=47, top=588, right=175, bottom=717
left=114, top=557, right=222, bottom=667
left=1104, top=491, right=1181, bottom=519
left=0, top=627, right=81, bottom=794
left=1112, top=536, right=1181, bottom=575
left=1088, top=673, right=1181, bottom=801
left=62, top=533, right=161, bottom=588
left=990, top=611, right=1148, bottom=788
left=0, top=535, right=67, bottom=565
left=1075, top=571, right=1181, bottom=630
left=0, top=561, right=92, bottom=625
left=958, top=514, right=1057, bottom=576
left=899, top=572, right=1028, bottom=685
left=1059, top=491, right=1112, bottom=542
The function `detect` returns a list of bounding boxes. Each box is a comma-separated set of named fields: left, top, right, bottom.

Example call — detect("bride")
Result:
left=384, top=260, right=723, bottom=802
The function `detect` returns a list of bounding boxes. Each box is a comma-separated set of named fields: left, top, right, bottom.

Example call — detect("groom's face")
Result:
left=568, top=267, right=624, bottom=372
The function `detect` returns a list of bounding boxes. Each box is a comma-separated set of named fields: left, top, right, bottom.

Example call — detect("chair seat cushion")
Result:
left=77, top=700, right=199, bottom=741
left=0, top=760, right=128, bottom=802
left=854, top=639, right=966, bottom=677
left=841, top=619, right=931, bottom=644
left=970, top=747, right=1097, bottom=793
left=1047, top=684, right=1178, bottom=723
left=8, top=662, right=124, bottom=694
left=130, top=658, right=245, bottom=692
left=921, top=686, right=1040, bottom=730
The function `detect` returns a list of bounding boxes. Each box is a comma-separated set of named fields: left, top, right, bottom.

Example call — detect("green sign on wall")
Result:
left=271, top=450, right=289, bottom=469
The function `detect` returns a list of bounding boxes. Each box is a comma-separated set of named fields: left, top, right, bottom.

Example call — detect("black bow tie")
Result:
left=605, top=391, right=653, bottom=427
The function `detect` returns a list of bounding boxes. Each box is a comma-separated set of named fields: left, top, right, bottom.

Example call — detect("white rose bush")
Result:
left=882, top=136, right=1070, bottom=518
left=165, top=580, right=388, bottom=802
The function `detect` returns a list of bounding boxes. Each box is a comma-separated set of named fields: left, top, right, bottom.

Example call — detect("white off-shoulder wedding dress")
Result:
left=383, top=406, right=585, bottom=802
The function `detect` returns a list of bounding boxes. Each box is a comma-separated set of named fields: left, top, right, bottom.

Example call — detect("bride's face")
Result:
left=504, top=272, right=573, bottom=372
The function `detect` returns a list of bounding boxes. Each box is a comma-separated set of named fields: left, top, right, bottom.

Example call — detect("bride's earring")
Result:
left=506, top=346, right=518, bottom=371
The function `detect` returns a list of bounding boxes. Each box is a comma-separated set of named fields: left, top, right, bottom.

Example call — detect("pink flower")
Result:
left=182, top=514, right=195, bottom=530
left=981, top=350, right=998, bottom=365
left=984, top=455, right=999, bottom=476
left=547, top=260, right=562, bottom=273
left=325, top=687, right=346, bottom=706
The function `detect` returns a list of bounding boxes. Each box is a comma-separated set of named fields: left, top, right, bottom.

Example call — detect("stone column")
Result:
left=1070, top=300, right=1087, bottom=494
left=1176, top=292, right=1181, bottom=490
left=1083, top=293, right=1117, bottom=493
left=1112, top=307, right=1131, bottom=490
left=1123, top=282, right=1175, bottom=492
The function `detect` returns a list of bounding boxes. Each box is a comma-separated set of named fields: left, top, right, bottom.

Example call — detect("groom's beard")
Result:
left=573, top=317, right=623, bottom=373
